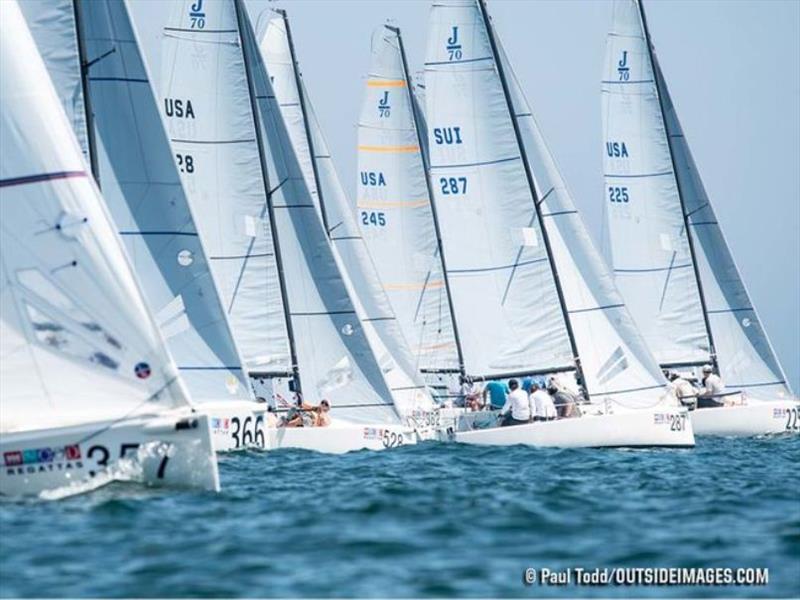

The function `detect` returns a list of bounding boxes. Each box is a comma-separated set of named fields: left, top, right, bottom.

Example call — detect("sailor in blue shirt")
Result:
left=482, top=380, right=509, bottom=410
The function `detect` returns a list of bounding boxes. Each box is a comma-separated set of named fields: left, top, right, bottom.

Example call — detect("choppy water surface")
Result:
left=1, top=436, right=798, bottom=598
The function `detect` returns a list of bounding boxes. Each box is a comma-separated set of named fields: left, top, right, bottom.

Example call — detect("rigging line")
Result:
left=74, top=376, right=185, bottom=446
left=85, top=47, right=116, bottom=69
left=536, top=186, right=555, bottom=207
left=658, top=251, right=678, bottom=312
left=501, top=213, right=537, bottom=306
left=227, top=202, right=268, bottom=315
left=268, top=177, right=289, bottom=196
left=413, top=268, right=435, bottom=324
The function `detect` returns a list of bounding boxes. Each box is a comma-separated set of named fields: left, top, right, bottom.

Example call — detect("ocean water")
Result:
left=0, top=436, right=798, bottom=598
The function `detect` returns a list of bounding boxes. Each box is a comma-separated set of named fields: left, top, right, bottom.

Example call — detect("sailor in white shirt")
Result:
left=699, top=364, right=726, bottom=406
left=500, top=379, right=532, bottom=426
left=531, top=382, right=557, bottom=421
left=667, top=371, right=698, bottom=408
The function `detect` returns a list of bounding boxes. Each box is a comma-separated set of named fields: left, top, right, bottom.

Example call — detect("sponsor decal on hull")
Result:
left=3, top=445, right=83, bottom=476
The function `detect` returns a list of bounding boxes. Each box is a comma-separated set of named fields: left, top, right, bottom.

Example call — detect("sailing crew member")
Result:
left=282, top=399, right=332, bottom=427
left=500, top=379, right=532, bottom=426
left=531, top=382, right=556, bottom=421
left=667, top=371, right=697, bottom=408
left=698, top=365, right=726, bottom=407
left=548, top=380, right=580, bottom=419
left=483, top=379, right=509, bottom=410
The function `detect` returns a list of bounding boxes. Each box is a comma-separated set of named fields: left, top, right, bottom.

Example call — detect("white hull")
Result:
left=690, top=399, right=800, bottom=437
left=0, top=410, right=219, bottom=499
left=200, top=401, right=268, bottom=452
left=267, top=422, right=415, bottom=454
left=446, top=407, right=694, bottom=448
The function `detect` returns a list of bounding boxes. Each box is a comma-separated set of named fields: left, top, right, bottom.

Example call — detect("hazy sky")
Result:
left=129, top=0, right=800, bottom=391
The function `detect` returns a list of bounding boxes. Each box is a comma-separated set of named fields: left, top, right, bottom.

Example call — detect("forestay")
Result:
left=356, top=25, right=460, bottom=375
left=260, top=14, right=431, bottom=415
left=604, top=0, right=792, bottom=400
left=495, top=38, right=667, bottom=407
left=160, top=0, right=291, bottom=377
left=1, top=0, right=189, bottom=432
left=424, top=0, right=574, bottom=378
left=74, top=0, right=251, bottom=403
left=601, top=0, right=710, bottom=367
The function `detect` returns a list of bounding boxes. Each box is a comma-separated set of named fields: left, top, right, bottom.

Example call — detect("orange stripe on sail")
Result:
left=366, top=79, right=406, bottom=87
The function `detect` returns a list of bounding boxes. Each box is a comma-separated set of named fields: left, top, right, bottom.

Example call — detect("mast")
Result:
left=389, top=24, right=466, bottom=377
left=637, top=0, right=719, bottom=373
left=234, top=0, right=302, bottom=393
left=276, top=8, right=331, bottom=234
left=477, top=0, right=587, bottom=391
left=72, top=0, right=100, bottom=183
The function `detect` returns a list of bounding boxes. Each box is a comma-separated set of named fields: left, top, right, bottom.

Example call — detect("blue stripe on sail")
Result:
left=178, top=366, right=243, bottom=370
left=425, top=56, right=493, bottom=67
left=163, top=27, right=237, bottom=34
left=450, top=257, right=547, bottom=275
left=291, top=310, right=357, bottom=317
left=119, top=230, right=198, bottom=236
left=89, top=77, right=148, bottom=83
left=120, top=230, right=198, bottom=237
left=690, top=221, right=719, bottom=226
left=731, top=381, right=786, bottom=389
left=604, top=171, right=671, bottom=179
left=170, top=138, right=255, bottom=145
left=542, top=210, right=578, bottom=218
left=568, top=304, right=625, bottom=315
left=594, top=384, right=666, bottom=395
left=274, top=204, right=316, bottom=209
left=615, top=264, right=691, bottom=274
left=707, top=308, right=754, bottom=314
left=431, top=155, right=520, bottom=170
left=601, top=79, right=654, bottom=85
left=209, top=253, right=273, bottom=260
left=0, top=170, right=85, bottom=188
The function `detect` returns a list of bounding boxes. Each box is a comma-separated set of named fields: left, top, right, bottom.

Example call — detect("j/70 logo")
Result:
left=189, top=0, right=205, bottom=29
left=446, top=26, right=462, bottom=61
left=617, top=50, right=629, bottom=81
left=378, top=91, right=391, bottom=118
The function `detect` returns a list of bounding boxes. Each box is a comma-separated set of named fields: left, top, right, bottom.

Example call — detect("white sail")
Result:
left=0, top=0, right=189, bottom=431
left=74, top=0, right=251, bottom=403
left=495, top=39, right=668, bottom=407
left=259, top=14, right=432, bottom=415
left=18, top=0, right=92, bottom=171
left=160, top=0, right=291, bottom=377
left=161, top=0, right=400, bottom=424
left=601, top=0, right=710, bottom=367
left=424, top=0, right=574, bottom=378
left=356, top=25, right=460, bottom=375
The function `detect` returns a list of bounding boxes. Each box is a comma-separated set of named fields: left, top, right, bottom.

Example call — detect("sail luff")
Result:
left=636, top=0, right=719, bottom=372
left=233, top=0, right=302, bottom=393
left=276, top=9, right=330, bottom=235
left=392, top=24, right=466, bottom=376
left=71, top=0, right=99, bottom=183
left=476, top=0, right=584, bottom=389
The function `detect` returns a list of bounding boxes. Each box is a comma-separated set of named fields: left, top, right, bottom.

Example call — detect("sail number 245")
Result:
left=361, top=211, right=386, bottom=227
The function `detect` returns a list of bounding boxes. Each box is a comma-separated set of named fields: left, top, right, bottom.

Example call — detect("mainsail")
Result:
left=1, top=0, right=190, bottom=431
left=161, top=0, right=400, bottom=423
left=259, top=13, right=432, bottom=414
left=22, top=0, right=252, bottom=405
left=425, top=0, right=575, bottom=379
left=603, top=0, right=793, bottom=400
left=356, top=24, right=461, bottom=375
left=422, top=0, right=668, bottom=407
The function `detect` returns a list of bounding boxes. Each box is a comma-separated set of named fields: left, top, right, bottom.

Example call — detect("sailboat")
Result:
left=356, top=24, right=462, bottom=407
left=258, top=10, right=439, bottom=434
left=602, top=0, right=799, bottom=436
left=0, top=0, right=219, bottom=498
left=20, top=0, right=267, bottom=452
left=159, top=0, right=415, bottom=452
left=419, top=0, right=694, bottom=447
